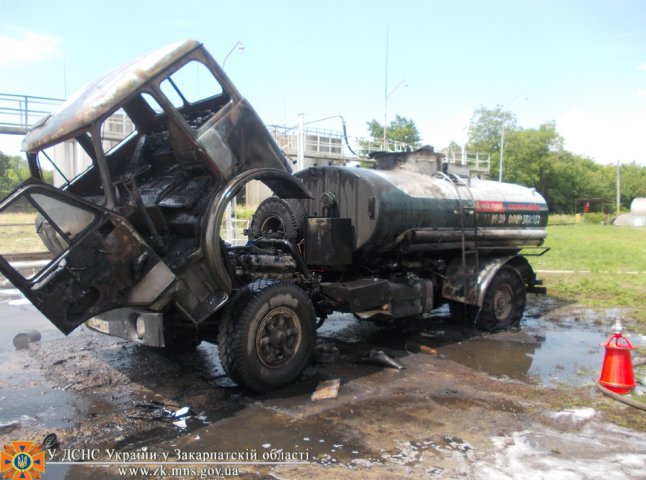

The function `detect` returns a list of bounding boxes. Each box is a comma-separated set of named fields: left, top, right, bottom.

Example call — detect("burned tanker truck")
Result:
left=0, top=40, right=548, bottom=392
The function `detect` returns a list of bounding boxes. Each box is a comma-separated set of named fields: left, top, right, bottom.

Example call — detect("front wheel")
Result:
left=477, top=266, right=526, bottom=331
left=217, top=280, right=315, bottom=392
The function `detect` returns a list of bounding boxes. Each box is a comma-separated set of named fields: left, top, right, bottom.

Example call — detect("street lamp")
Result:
left=383, top=78, right=408, bottom=150
left=498, top=93, right=527, bottom=182
left=222, top=41, right=244, bottom=67
left=222, top=40, right=245, bottom=241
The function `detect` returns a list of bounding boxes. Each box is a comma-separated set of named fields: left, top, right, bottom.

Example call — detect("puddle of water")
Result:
left=436, top=328, right=606, bottom=387
left=160, top=405, right=365, bottom=465
left=438, top=338, right=537, bottom=382
left=437, top=322, right=630, bottom=387
left=318, top=308, right=634, bottom=388
left=526, top=329, right=607, bottom=386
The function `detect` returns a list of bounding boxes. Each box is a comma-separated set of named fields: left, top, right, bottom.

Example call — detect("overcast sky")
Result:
left=1, top=0, right=645, bottom=165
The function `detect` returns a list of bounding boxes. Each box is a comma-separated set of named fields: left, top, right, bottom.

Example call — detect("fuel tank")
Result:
left=294, top=148, right=548, bottom=255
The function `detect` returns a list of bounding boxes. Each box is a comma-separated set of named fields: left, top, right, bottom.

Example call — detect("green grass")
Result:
left=0, top=211, right=47, bottom=254
left=547, top=214, right=576, bottom=225
left=235, top=203, right=256, bottom=221
left=531, top=224, right=646, bottom=272
left=527, top=224, right=646, bottom=330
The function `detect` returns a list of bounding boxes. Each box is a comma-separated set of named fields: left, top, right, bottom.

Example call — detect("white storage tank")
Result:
left=631, top=198, right=646, bottom=227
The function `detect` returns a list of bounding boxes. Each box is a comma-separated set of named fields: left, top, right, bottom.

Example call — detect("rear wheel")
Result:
left=449, top=266, right=526, bottom=331
left=217, top=280, right=315, bottom=392
left=477, top=266, right=526, bottom=331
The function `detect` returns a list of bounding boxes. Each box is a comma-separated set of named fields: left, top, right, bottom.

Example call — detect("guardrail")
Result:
left=0, top=93, right=490, bottom=174
left=0, top=94, right=64, bottom=134
left=266, top=124, right=414, bottom=160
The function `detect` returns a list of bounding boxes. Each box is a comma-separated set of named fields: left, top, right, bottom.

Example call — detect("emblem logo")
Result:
left=1, top=441, right=46, bottom=480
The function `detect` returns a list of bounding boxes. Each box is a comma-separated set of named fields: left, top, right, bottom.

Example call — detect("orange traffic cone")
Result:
left=599, top=331, right=636, bottom=395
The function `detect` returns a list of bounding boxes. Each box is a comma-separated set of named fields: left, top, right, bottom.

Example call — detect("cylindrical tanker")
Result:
left=294, top=150, right=548, bottom=255
left=631, top=198, right=646, bottom=227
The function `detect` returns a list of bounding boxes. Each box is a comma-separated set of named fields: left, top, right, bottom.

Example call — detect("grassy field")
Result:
left=0, top=211, right=46, bottom=254
left=527, top=224, right=646, bottom=330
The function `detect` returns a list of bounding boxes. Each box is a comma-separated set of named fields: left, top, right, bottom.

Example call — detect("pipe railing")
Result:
left=0, top=94, right=64, bottom=132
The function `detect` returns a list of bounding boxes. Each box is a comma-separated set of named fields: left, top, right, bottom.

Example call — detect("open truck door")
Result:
left=0, top=181, right=175, bottom=335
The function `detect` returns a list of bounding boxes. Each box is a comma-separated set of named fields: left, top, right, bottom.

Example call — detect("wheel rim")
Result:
left=259, top=215, right=285, bottom=238
left=255, top=307, right=302, bottom=368
left=492, top=284, right=513, bottom=321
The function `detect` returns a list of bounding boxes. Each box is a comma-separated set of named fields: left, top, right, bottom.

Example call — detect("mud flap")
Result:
left=442, top=256, right=515, bottom=306
left=0, top=182, right=175, bottom=334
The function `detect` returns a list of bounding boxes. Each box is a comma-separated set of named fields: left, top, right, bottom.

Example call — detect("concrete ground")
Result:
left=0, top=289, right=645, bottom=480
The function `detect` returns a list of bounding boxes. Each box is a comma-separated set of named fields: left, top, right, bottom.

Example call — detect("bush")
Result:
left=548, top=214, right=575, bottom=225
left=583, top=212, right=607, bottom=224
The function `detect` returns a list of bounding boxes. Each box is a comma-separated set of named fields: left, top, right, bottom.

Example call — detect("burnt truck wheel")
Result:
left=476, top=266, right=526, bottom=331
left=217, top=280, right=316, bottom=392
left=249, top=197, right=306, bottom=243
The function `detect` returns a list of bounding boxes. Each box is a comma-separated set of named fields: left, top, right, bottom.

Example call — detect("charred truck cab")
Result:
left=0, top=40, right=548, bottom=392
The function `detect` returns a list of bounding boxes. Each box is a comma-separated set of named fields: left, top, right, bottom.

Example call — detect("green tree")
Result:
left=465, top=105, right=646, bottom=213
left=0, top=151, right=31, bottom=197
left=366, top=115, right=421, bottom=149
left=468, top=106, right=517, bottom=149
left=618, top=162, right=646, bottom=209
left=503, top=122, right=562, bottom=188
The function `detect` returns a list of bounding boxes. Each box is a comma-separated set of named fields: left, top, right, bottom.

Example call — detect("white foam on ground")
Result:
left=474, top=422, right=646, bottom=480
left=551, top=407, right=596, bottom=421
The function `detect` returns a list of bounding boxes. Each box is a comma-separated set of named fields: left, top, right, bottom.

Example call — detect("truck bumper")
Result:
left=86, top=308, right=166, bottom=347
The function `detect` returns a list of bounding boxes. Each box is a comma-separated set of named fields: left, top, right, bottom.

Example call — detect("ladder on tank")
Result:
left=434, top=172, right=481, bottom=323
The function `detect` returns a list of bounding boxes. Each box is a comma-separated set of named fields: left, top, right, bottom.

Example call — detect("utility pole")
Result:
left=383, top=28, right=389, bottom=150
left=498, top=121, right=505, bottom=182
left=616, top=160, right=621, bottom=215
left=498, top=94, right=527, bottom=182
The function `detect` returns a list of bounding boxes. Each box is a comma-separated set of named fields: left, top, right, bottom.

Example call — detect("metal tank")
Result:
left=631, top=198, right=646, bottom=227
left=294, top=147, right=548, bottom=255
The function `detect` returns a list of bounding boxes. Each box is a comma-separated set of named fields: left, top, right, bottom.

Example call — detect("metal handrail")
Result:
left=266, top=123, right=416, bottom=159
left=0, top=94, right=64, bottom=130
left=1, top=94, right=490, bottom=173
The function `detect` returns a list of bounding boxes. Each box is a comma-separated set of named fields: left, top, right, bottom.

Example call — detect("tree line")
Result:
left=367, top=108, right=646, bottom=214
left=465, top=106, right=646, bottom=214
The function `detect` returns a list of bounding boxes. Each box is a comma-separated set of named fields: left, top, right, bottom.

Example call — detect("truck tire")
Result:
left=476, top=266, right=526, bottom=331
left=217, top=280, right=315, bottom=392
left=249, top=197, right=306, bottom=243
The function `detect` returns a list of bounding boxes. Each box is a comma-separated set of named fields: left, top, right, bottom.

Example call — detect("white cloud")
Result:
left=0, top=31, right=61, bottom=66
left=639, top=89, right=646, bottom=98
left=639, top=64, right=646, bottom=71
left=419, top=113, right=471, bottom=149
left=557, top=109, right=646, bottom=165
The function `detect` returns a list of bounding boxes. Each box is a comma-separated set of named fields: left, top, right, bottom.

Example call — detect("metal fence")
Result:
left=0, top=94, right=64, bottom=134
left=0, top=94, right=490, bottom=174
left=266, top=124, right=415, bottom=160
